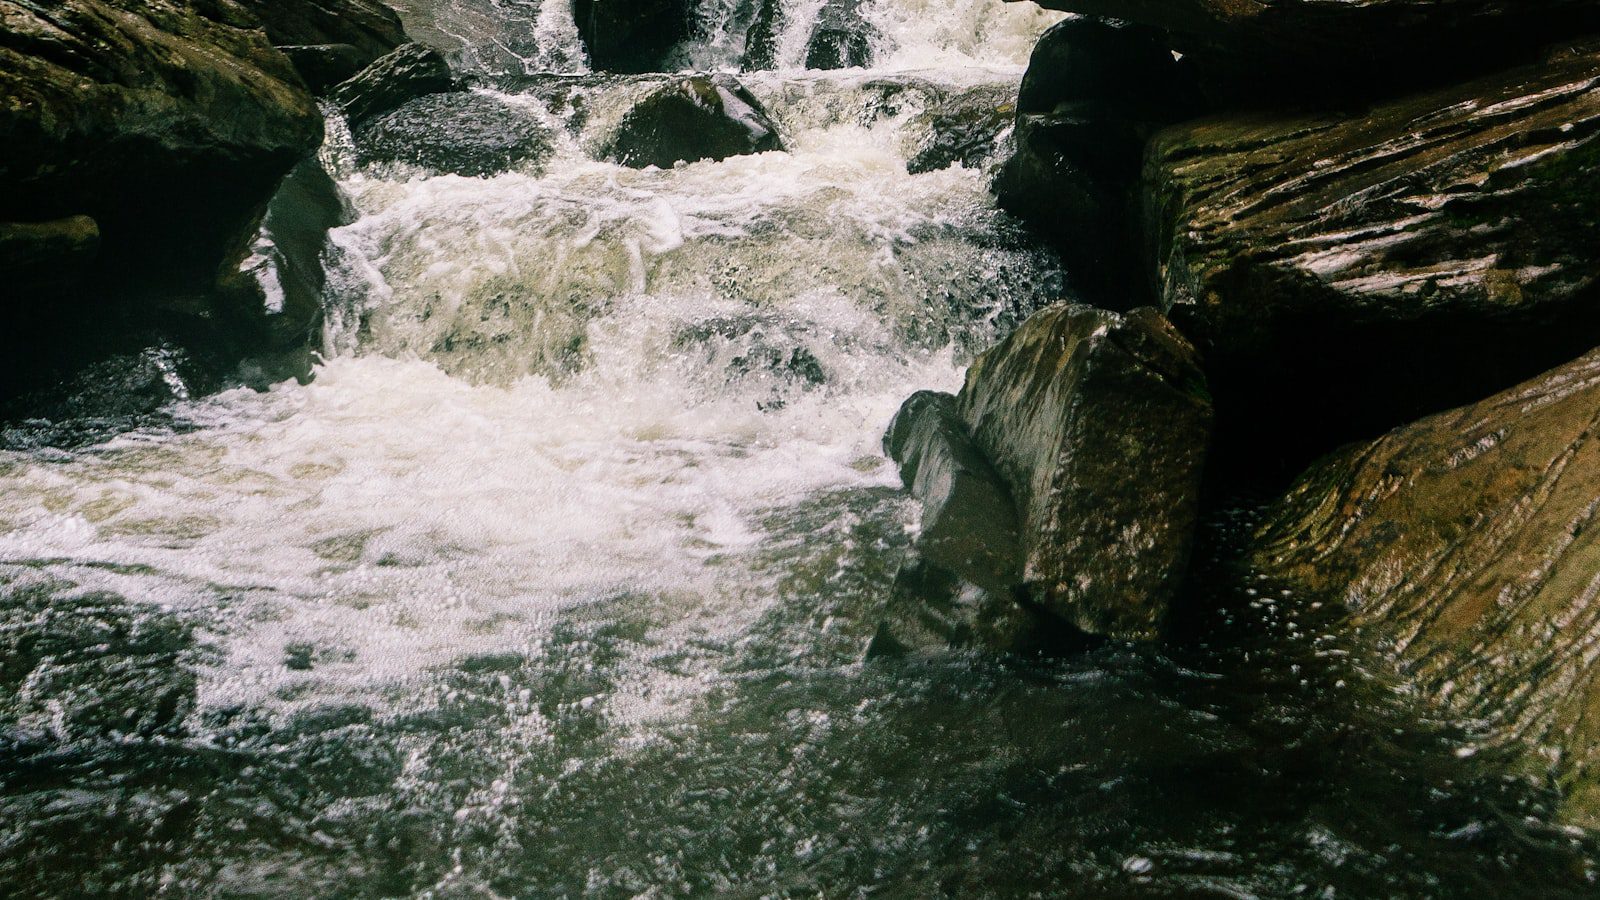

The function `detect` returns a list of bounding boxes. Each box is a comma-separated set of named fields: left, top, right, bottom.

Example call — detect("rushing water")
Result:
left=2, top=2, right=1598, bottom=897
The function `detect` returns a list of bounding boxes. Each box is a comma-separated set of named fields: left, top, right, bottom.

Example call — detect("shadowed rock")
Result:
left=236, top=0, right=406, bottom=91
left=1146, top=43, right=1600, bottom=480
left=573, top=0, right=693, bottom=73
left=331, top=43, right=458, bottom=128
left=805, top=0, right=875, bottom=70
left=1252, top=346, right=1600, bottom=828
left=603, top=75, right=783, bottom=168
left=0, top=216, right=100, bottom=290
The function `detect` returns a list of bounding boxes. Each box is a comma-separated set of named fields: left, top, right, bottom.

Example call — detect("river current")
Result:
left=1, top=1, right=1596, bottom=896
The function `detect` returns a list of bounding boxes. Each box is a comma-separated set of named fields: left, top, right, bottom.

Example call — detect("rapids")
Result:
left=1, top=1, right=1596, bottom=896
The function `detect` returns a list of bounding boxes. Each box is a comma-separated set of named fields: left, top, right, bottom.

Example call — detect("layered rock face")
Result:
left=1016, top=0, right=1600, bottom=101
left=1252, top=349, right=1600, bottom=826
left=1148, top=44, right=1600, bottom=474
left=885, top=305, right=1212, bottom=644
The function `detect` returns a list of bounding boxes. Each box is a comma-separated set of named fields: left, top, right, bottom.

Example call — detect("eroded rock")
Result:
left=331, top=42, right=458, bottom=128
left=1252, top=347, right=1600, bottom=827
left=1147, top=43, right=1600, bottom=478
left=354, top=92, right=554, bottom=177
left=236, top=0, right=407, bottom=90
left=603, top=75, right=783, bottom=168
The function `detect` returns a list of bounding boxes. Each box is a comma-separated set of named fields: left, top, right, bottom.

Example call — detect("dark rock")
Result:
left=354, top=91, right=554, bottom=177
left=906, top=85, right=1016, bottom=175
left=278, top=43, right=370, bottom=93
left=1145, top=43, right=1600, bottom=484
left=1251, top=346, right=1600, bottom=828
left=0, top=0, right=323, bottom=405
left=0, top=216, right=100, bottom=289
left=741, top=0, right=783, bottom=70
left=573, top=0, right=694, bottom=73
left=240, top=158, right=351, bottom=350
left=603, top=75, right=784, bottom=168
left=992, top=17, right=1196, bottom=306
left=1018, top=0, right=1600, bottom=103
left=955, top=304, right=1211, bottom=641
left=805, top=0, right=875, bottom=70
left=235, top=0, right=406, bottom=91
left=331, top=43, right=459, bottom=128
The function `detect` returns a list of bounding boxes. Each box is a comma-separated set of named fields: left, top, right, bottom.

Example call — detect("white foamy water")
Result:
left=0, top=46, right=1064, bottom=727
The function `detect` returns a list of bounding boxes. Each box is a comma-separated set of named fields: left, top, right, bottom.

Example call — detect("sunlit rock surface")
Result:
left=1146, top=43, right=1600, bottom=475
left=1253, top=347, right=1600, bottom=828
left=953, top=304, right=1211, bottom=641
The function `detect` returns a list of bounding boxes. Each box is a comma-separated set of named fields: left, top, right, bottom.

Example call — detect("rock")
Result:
left=958, top=304, right=1211, bottom=641
left=1016, top=0, right=1600, bottom=103
left=1146, top=43, right=1600, bottom=481
left=992, top=17, right=1196, bottom=305
left=0, top=216, right=100, bottom=290
left=354, top=91, right=554, bottom=177
left=1251, top=346, right=1600, bottom=828
left=741, top=0, right=783, bottom=71
left=906, top=85, right=1016, bottom=175
left=235, top=0, right=406, bottom=90
left=0, top=0, right=323, bottom=405
left=804, top=0, right=874, bottom=70
left=331, top=43, right=459, bottom=128
left=603, top=75, right=784, bottom=168
left=573, top=0, right=693, bottom=73
left=239, top=158, right=351, bottom=350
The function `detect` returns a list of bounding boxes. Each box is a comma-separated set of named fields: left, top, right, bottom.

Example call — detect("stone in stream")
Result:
left=1251, top=346, right=1600, bottom=828
left=331, top=43, right=459, bottom=128
left=603, top=75, right=784, bottom=169
left=1015, top=0, right=1600, bottom=103
left=572, top=0, right=694, bottom=73
left=885, top=305, right=1212, bottom=645
left=354, top=92, right=555, bottom=178
left=991, top=16, right=1197, bottom=306
left=1145, top=42, right=1600, bottom=480
left=805, top=0, right=876, bottom=70
left=235, top=0, right=408, bottom=92
left=905, top=84, right=1017, bottom=175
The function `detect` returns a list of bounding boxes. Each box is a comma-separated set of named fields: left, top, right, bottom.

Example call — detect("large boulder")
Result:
left=889, top=304, right=1212, bottom=643
left=0, top=0, right=324, bottom=403
left=992, top=17, right=1196, bottom=305
left=572, top=0, right=693, bottom=73
left=354, top=92, right=554, bottom=177
left=1251, top=346, right=1600, bottom=828
left=331, top=42, right=459, bottom=128
left=603, top=75, right=783, bottom=168
left=235, top=0, right=407, bottom=91
left=1146, top=43, right=1600, bottom=480
left=1014, top=0, right=1600, bottom=102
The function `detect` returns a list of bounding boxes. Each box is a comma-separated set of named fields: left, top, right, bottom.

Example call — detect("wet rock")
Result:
left=240, top=158, right=352, bottom=350
left=0, top=0, right=323, bottom=406
left=1020, top=0, right=1600, bottom=102
left=955, top=304, right=1211, bottom=641
left=906, top=85, right=1016, bottom=175
left=573, top=0, right=694, bottom=73
left=741, top=0, right=783, bottom=71
left=805, top=0, right=875, bottom=70
left=992, top=17, right=1195, bottom=305
left=603, top=75, right=784, bottom=168
left=236, top=0, right=407, bottom=91
left=331, top=43, right=459, bottom=128
left=1146, top=43, right=1600, bottom=481
left=0, top=216, right=100, bottom=290
left=354, top=91, right=554, bottom=177
left=1251, top=346, right=1600, bottom=827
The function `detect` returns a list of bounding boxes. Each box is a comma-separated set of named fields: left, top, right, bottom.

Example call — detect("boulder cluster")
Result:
left=882, top=0, right=1600, bottom=827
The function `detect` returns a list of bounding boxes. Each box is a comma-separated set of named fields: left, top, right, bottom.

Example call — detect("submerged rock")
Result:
left=354, top=92, right=554, bottom=177
left=1021, top=0, right=1600, bottom=102
left=906, top=85, right=1016, bottom=175
left=1147, top=43, right=1600, bottom=478
left=1252, top=347, right=1600, bottom=828
left=331, top=43, right=459, bottom=128
left=992, top=17, right=1195, bottom=305
left=603, top=75, right=784, bottom=168
left=573, top=0, right=694, bottom=73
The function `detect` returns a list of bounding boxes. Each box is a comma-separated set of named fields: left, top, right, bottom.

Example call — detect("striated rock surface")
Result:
left=236, top=0, right=406, bottom=90
left=573, top=0, right=692, bottom=73
left=1146, top=43, right=1600, bottom=476
left=354, top=91, right=554, bottom=177
left=1016, top=0, right=1600, bottom=101
left=905, top=84, right=1016, bottom=175
left=331, top=42, right=458, bottom=128
left=1253, top=348, right=1600, bottom=827
left=993, top=17, right=1195, bottom=306
left=953, top=304, right=1211, bottom=641
left=603, top=75, right=783, bottom=168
